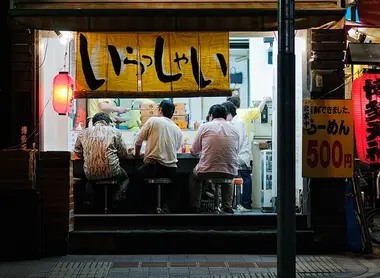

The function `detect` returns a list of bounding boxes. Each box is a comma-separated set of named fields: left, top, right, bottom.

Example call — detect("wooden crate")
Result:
left=174, top=103, right=186, bottom=109
left=311, top=29, right=346, bottom=71
left=141, top=109, right=158, bottom=117
left=172, top=116, right=186, bottom=122
left=174, top=107, right=186, bottom=116
left=311, top=29, right=347, bottom=42
left=140, top=103, right=158, bottom=110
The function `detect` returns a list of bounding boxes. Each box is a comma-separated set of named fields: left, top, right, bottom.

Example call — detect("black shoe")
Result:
left=242, top=204, right=253, bottom=210
left=159, top=204, right=170, bottom=214
left=221, top=207, right=234, bottom=214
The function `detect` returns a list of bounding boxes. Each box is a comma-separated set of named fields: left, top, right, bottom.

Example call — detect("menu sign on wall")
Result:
left=302, top=99, right=354, bottom=178
left=75, top=32, right=229, bottom=94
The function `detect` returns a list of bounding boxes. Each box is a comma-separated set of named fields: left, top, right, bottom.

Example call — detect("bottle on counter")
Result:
left=182, top=137, right=191, bottom=153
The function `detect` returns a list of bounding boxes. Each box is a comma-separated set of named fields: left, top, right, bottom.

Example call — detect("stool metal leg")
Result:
left=236, top=184, right=242, bottom=207
left=232, top=183, right=237, bottom=209
left=214, top=184, right=221, bottom=214
left=104, top=185, right=108, bottom=214
left=157, top=184, right=162, bottom=213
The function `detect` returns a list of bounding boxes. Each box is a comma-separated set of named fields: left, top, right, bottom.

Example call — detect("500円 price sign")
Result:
left=302, top=99, right=354, bottom=178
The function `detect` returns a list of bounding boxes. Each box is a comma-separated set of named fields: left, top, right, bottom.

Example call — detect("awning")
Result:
left=9, top=1, right=346, bottom=32
left=346, top=42, right=380, bottom=65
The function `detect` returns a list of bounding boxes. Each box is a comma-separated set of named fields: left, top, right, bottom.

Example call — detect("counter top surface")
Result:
left=72, top=153, right=198, bottom=160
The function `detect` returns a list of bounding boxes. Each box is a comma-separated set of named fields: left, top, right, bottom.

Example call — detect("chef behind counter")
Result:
left=86, top=98, right=156, bottom=130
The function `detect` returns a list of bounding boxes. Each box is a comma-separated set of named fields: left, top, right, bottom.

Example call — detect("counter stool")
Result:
left=145, top=178, right=172, bottom=213
left=93, top=179, right=118, bottom=214
left=73, top=177, right=82, bottom=184
left=206, top=178, right=234, bottom=213
left=232, top=178, right=244, bottom=209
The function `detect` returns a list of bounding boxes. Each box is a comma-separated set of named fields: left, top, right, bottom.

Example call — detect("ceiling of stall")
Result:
left=9, top=0, right=346, bottom=32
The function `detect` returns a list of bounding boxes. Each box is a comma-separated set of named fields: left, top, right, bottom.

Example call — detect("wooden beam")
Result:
left=73, top=89, right=232, bottom=99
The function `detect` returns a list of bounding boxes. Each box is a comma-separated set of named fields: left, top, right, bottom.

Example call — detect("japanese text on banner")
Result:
left=302, top=99, right=354, bottom=178
left=76, top=32, right=229, bottom=93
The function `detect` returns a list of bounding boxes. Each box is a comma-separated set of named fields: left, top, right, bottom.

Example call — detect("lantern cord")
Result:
left=38, top=31, right=50, bottom=69
left=60, top=43, right=69, bottom=72
left=315, top=68, right=364, bottom=100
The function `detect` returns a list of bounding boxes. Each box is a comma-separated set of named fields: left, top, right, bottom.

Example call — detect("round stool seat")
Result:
left=206, top=178, right=233, bottom=184
left=145, top=178, right=172, bottom=184
left=73, top=178, right=83, bottom=185
left=94, top=180, right=118, bottom=185
left=233, top=178, right=244, bottom=185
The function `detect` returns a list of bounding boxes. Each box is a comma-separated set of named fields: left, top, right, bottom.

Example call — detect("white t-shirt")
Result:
left=136, top=117, right=183, bottom=167
left=231, top=115, right=251, bottom=168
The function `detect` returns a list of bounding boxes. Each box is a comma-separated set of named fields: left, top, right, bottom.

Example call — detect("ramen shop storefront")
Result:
left=8, top=0, right=346, bottom=254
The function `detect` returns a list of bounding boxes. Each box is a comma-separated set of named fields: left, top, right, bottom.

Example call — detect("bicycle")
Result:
left=365, top=170, right=380, bottom=245
left=353, top=162, right=380, bottom=248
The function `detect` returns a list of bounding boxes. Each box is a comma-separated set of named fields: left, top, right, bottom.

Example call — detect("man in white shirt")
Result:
left=189, top=104, right=239, bottom=214
left=129, top=100, right=183, bottom=213
left=222, top=101, right=253, bottom=210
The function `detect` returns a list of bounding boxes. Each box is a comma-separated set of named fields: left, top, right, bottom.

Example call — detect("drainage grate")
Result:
left=47, top=261, right=112, bottom=277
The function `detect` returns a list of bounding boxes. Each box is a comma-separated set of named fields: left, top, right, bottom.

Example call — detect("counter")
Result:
left=69, top=130, right=198, bottom=152
left=73, top=153, right=199, bottom=178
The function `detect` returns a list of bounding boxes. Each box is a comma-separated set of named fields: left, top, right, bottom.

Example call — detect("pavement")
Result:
left=1, top=254, right=380, bottom=278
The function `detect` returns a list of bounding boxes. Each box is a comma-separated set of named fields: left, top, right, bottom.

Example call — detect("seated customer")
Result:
left=74, top=112, right=129, bottom=205
left=222, top=101, right=252, bottom=210
left=130, top=100, right=183, bottom=213
left=189, top=104, right=239, bottom=214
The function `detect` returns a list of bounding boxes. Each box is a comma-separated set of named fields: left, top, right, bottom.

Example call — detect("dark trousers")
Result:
left=239, top=169, right=252, bottom=207
left=189, top=168, right=235, bottom=210
left=87, top=168, right=129, bottom=212
left=127, top=162, right=176, bottom=213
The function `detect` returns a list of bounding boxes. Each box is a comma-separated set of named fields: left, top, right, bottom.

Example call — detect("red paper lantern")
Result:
left=52, top=71, right=74, bottom=115
left=352, top=72, right=380, bottom=164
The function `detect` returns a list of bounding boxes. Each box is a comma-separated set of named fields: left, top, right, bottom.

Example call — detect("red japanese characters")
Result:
left=352, top=72, right=380, bottom=164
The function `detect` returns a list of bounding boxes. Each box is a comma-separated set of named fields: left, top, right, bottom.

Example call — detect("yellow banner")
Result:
left=302, top=99, right=354, bottom=178
left=75, top=32, right=229, bottom=93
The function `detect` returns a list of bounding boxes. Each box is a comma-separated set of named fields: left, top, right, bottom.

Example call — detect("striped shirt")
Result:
left=74, top=122, right=128, bottom=180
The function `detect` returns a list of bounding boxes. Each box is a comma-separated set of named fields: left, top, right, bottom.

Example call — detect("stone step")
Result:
left=69, top=229, right=314, bottom=255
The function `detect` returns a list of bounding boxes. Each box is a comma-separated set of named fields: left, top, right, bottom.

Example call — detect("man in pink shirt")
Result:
left=189, top=104, right=240, bottom=214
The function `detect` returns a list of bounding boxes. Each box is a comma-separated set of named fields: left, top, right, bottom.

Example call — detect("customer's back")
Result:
left=191, top=104, right=239, bottom=176
left=74, top=113, right=127, bottom=180
left=136, top=100, right=183, bottom=168
left=140, top=116, right=182, bottom=167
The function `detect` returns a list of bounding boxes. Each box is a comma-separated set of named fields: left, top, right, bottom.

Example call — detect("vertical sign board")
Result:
left=302, top=99, right=354, bottom=178
left=75, top=32, right=229, bottom=94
